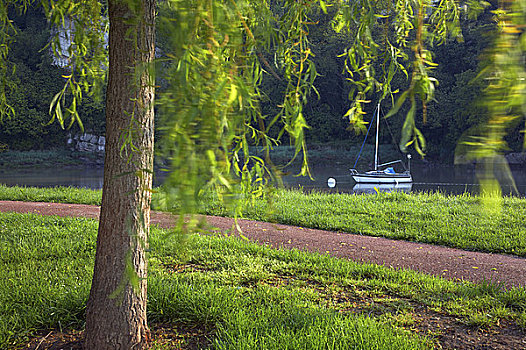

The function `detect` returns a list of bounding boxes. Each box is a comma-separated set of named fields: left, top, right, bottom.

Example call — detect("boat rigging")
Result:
left=350, top=103, right=412, bottom=184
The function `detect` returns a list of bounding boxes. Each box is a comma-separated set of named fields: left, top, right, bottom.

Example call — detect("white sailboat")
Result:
left=350, top=103, right=412, bottom=184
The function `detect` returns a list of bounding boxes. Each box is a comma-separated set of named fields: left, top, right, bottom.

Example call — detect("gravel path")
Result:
left=1, top=200, right=524, bottom=288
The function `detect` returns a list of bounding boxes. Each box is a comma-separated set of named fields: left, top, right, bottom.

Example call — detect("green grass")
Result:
left=1, top=184, right=526, bottom=256
left=0, top=184, right=102, bottom=205
left=2, top=212, right=525, bottom=349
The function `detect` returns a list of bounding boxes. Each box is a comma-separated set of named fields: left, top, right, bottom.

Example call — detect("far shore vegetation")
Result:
left=0, top=184, right=525, bottom=257
left=0, top=143, right=432, bottom=171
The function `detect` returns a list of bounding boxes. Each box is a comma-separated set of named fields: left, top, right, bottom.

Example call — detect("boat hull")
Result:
left=351, top=171, right=412, bottom=184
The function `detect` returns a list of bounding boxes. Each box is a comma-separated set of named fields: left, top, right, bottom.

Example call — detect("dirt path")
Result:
left=1, top=200, right=525, bottom=288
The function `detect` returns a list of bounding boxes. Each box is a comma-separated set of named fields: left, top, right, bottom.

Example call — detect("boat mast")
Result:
left=374, top=103, right=380, bottom=171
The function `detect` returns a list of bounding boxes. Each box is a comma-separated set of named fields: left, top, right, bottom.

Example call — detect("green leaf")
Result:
left=319, top=0, right=327, bottom=14
left=227, top=83, right=238, bottom=106
left=399, top=96, right=416, bottom=153
left=385, top=90, right=409, bottom=118
left=414, top=127, right=426, bottom=153
left=55, top=101, right=64, bottom=129
left=49, top=91, right=62, bottom=116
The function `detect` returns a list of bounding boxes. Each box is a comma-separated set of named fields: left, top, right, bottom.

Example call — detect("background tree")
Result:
left=0, top=6, right=78, bottom=150
left=0, top=1, right=504, bottom=162
left=0, top=3, right=106, bottom=151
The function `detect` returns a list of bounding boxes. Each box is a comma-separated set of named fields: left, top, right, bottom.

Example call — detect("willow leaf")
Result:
left=385, top=90, right=409, bottom=118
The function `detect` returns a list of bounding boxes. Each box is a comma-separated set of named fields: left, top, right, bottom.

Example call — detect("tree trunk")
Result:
left=85, top=0, right=155, bottom=349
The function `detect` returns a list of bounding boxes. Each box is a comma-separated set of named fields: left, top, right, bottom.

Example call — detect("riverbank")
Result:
left=252, top=143, right=415, bottom=169
left=3, top=145, right=525, bottom=171
left=0, top=144, right=434, bottom=171
left=1, top=200, right=525, bottom=349
left=1, top=184, right=525, bottom=257
left=0, top=150, right=103, bottom=169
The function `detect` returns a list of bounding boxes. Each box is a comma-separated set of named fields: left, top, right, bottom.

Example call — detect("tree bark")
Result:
left=85, top=0, right=155, bottom=349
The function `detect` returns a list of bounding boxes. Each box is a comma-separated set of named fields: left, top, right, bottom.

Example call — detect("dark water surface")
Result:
left=282, top=163, right=526, bottom=196
left=0, top=167, right=105, bottom=189
left=1, top=164, right=525, bottom=196
left=0, top=167, right=164, bottom=189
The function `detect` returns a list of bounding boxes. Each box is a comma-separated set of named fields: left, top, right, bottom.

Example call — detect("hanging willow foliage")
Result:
left=0, top=0, right=108, bottom=129
left=334, top=0, right=462, bottom=155
left=454, top=0, right=526, bottom=195
left=43, top=0, right=108, bottom=132
left=4, top=0, right=519, bottom=212
left=461, top=0, right=526, bottom=156
left=156, top=0, right=265, bottom=220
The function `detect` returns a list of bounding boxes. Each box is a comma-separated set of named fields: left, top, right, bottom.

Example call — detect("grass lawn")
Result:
left=1, top=184, right=525, bottom=256
left=1, top=212, right=525, bottom=349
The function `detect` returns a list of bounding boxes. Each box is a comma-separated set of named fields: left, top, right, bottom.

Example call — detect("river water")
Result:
left=0, top=163, right=525, bottom=197
left=281, top=163, right=526, bottom=196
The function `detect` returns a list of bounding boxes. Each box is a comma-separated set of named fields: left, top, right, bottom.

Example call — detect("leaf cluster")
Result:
left=333, top=0, right=463, bottom=156
left=43, top=0, right=108, bottom=132
left=154, top=0, right=320, bottom=229
left=454, top=1, right=526, bottom=193
left=0, top=5, right=105, bottom=150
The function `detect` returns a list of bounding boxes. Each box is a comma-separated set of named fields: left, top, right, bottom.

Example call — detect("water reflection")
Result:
left=0, top=167, right=105, bottom=189
left=0, top=167, right=165, bottom=190
left=352, top=183, right=412, bottom=194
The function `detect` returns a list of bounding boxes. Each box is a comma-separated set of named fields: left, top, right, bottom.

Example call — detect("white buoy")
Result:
left=327, top=177, right=336, bottom=188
